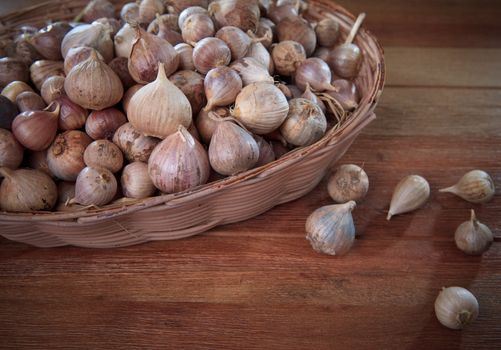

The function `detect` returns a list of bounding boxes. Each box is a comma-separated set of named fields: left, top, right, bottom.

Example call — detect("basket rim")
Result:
left=0, top=0, right=386, bottom=223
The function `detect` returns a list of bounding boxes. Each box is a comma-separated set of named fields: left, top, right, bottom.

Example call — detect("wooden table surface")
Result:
left=1, top=1, right=500, bottom=349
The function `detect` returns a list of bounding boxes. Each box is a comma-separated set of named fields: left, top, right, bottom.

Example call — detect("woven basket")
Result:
left=0, top=0, right=385, bottom=248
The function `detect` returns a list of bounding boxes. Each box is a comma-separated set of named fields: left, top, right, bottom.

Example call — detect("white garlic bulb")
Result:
left=439, top=170, right=495, bottom=203
left=387, top=175, right=430, bottom=220
left=305, top=201, right=356, bottom=256
left=454, top=210, right=493, bottom=255
left=328, top=164, right=369, bottom=203
left=435, top=287, right=479, bottom=330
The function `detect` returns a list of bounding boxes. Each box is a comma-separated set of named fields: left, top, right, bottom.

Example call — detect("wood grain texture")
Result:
left=0, top=0, right=500, bottom=349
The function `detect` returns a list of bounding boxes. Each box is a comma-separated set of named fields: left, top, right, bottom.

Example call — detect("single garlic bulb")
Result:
left=128, top=63, right=192, bottom=139
left=139, top=0, right=165, bottom=25
left=439, top=170, right=495, bottom=203
left=232, top=82, right=289, bottom=135
left=112, top=123, right=160, bottom=162
left=315, top=18, right=340, bottom=48
left=435, top=287, right=479, bottom=330
left=215, top=26, right=252, bottom=60
left=121, top=162, right=156, bottom=199
left=192, top=37, right=232, bottom=74
left=148, top=126, right=210, bottom=193
left=175, top=43, right=195, bottom=71
left=84, top=140, right=124, bottom=173
left=305, top=201, right=356, bottom=256
left=246, top=42, right=274, bottom=74
left=196, top=107, right=230, bottom=144
left=454, top=210, right=493, bottom=255
left=204, top=66, right=242, bottom=110
left=0, top=167, right=57, bottom=212
left=328, top=164, right=369, bottom=203
left=387, top=175, right=430, bottom=220
left=230, top=57, right=274, bottom=87
left=280, top=98, right=327, bottom=146
left=178, top=6, right=208, bottom=29
left=64, top=50, right=123, bottom=111
left=181, top=13, right=215, bottom=46
left=208, top=120, right=259, bottom=175
left=169, top=70, right=206, bottom=117
left=61, top=22, right=113, bottom=63
left=209, top=0, right=260, bottom=32
left=64, top=46, right=104, bottom=75
left=114, top=23, right=136, bottom=58
left=70, top=166, right=117, bottom=206
left=276, top=16, right=316, bottom=57
left=295, top=57, right=337, bottom=92
left=47, top=130, right=92, bottom=181
left=29, top=60, right=65, bottom=91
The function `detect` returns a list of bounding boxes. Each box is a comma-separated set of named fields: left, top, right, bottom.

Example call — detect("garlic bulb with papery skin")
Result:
left=64, top=50, right=123, bottom=111
left=233, top=82, right=289, bottom=135
left=29, top=60, right=65, bottom=91
left=114, top=23, right=136, bottom=59
left=0, top=167, right=57, bottom=212
left=55, top=95, right=88, bottom=131
left=276, top=16, right=316, bottom=56
left=215, top=26, right=252, bottom=60
left=178, top=6, right=208, bottom=29
left=128, top=25, right=179, bottom=84
left=71, top=166, right=117, bottom=206
left=193, top=37, right=232, bottom=74
left=267, top=1, right=298, bottom=24
left=255, top=19, right=274, bottom=48
left=230, top=57, right=274, bottom=86
left=1, top=81, right=33, bottom=103
left=196, top=107, right=230, bottom=144
left=139, top=0, right=165, bottom=25
left=12, top=102, right=60, bottom=151
left=182, top=13, right=215, bottom=45
left=328, top=164, right=369, bottom=203
left=280, top=98, right=326, bottom=146
left=295, top=58, right=337, bottom=92
left=47, top=130, right=92, bottom=181
left=209, top=0, right=260, bottom=32
left=246, top=41, right=274, bottom=74
left=121, top=162, right=156, bottom=199
left=148, top=13, right=180, bottom=34
left=128, top=63, right=192, bottom=139
left=271, top=40, right=306, bottom=77
left=435, top=287, right=479, bottom=330
left=61, top=22, right=113, bottom=62
left=40, top=76, right=65, bottom=104
left=306, top=201, right=356, bottom=256
left=84, top=140, right=124, bottom=173
left=121, top=2, right=140, bottom=23
left=209, top=120, right=259, bottom=175
left=148, top=126, right=210, bottom=193
left=0, top=129, right=23, bottom=169
left=327, top=79, right=360, bottom=111
left=29, top=22, right=72, bottom=61
left=387, top=175, right=430, bottom=220
left=204, top=66, right=242, bottom=110
left=170, top=70, right=206, bottom=117
left=156, top=15, right=184, bottom=45
left=64, top=46, right=104, bottom=75
left=315, top=18, right=340, bottom=48
left=16, top=92, right=46, bottom=112
left=175, top=43, right=195, bottom=71
left=455, top=210, right=493, bottom=255
left=439, top=170, right=495, bottom=203
left=112, top=123, right=160, bottom=162
left=85, top=108, right=126, bottom=140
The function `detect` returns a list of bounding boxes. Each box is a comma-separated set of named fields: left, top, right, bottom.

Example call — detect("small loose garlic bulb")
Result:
left=435, top=287, right=479, bottom=330
left=305, top=201, right=356, bottom=256
left=192, top=37, right=232, bottom=74
left=387, top=175, right=430, bottom=220
left=121, top=161, right=156, bottom=199
left=280, top=98, right=327, bottom=147
left=328, top=164, right=369, bottom=203
left=181, top=13, right=215, bottom=46
left=439, top=170, right=495, bottom=204
left=454, top=210, right=493, bottom=255
left=315, top=18, right=340, bottom=48
left=70, top=166, right=117, bottom=206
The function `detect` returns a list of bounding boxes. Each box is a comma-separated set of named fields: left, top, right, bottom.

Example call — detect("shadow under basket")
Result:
left=0, top=0, right=385, bottom=248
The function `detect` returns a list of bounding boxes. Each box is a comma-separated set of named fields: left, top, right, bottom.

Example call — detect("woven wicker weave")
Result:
left=0, top=0, right=385, bottom=248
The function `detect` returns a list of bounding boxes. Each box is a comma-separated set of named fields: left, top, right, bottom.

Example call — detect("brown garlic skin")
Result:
left=13, top=32, right=42, bottom=66
left=196, top=107, right=230, bottom=144
left=295, top=57, right=337, bottom=92
left=328, top=44, right=362, bottom=79
left=0, top=58, right=29, bottom=89
left=306, top=201, right=356, bottom=256
left=71, top=166, right=117, bottom=206
left=280, top=98, right=327, bottom=147
left=209, top=0, right=260, bottom=33
left=16, top=92, right=46, bottom=112
left=267, top=1, right=298, bottom=24
left=55, top=95, right=89, bottom=131
left=84, top=140, right=124, bottom=173
left=120, top=2, right=140, bottom=23
left=0, top=129, right=24, bottom=169
left=315, top=18, right=340, bottom=48
left=139, top=0, right=165, bottom=25
left=170, top=70, right=207, bottom=117
left=12, top=102, right=60, bottom=151
left=122, top=84, right=143, bottom=114
left=0, top=167, right=57, bottom=212
left=328, top=164, right=369, bottom=203
left=192, top=37, right=232, bottom=74
left=128, top=26, right=179, bottom=84
left=40, top=76, right=65, bottom=104
left=79, top=0, right=115, bottom=23
left=29, top=22, right=72, bottom=61
left=26, top=150, right=52, bottom=176
left=0, top=95, right=20, bottom=130
left=112, top=123, right=160, bottom=162
left=108, top=57, right=136, bottom=89
left=85, top=108, right=126, bottom=140
left=178, top=6, right=208, bottom=29
left=246, top=42, right=274, bottom=74
left=47, top=130, right=92, bottom=181
left=169, top=0, right=208, bottom=14
left=455, top=210, right=493, bottom=256
left=182, top=13, right=215, bottom=45
left=121, top=162, right=156, bottom=199
left=208, top=120, right=260, bottom=176
left=254, top=135, right=275, bottom=167
left=64, top=46, right=104, bottom=75
left=204, top=66, right=242, bottom=111
left=230, top=57, right=274, bottom=86
left=148, top=126, right=210, bottom=193
left=276, top=16, right=316, bottom=57
left=175, top=43, right=196, bottom=71
left=313, top=46, right=330, bottom=62
left=1, top=81, right=34, bottom=103
left=149, top=14, right=181, bottom=34
left=215, top=26, right=252, bottom=60
left=64, top=51, right=123, bottom=111
left=272, top=40, right=306, bottom=77
left=29, top=60, right=65, bottom=91
left=328, top=79, right=360, bottom=111
left=61, top=22, right=114, bottom=63
left=439, top=170, right=495, bottom=204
